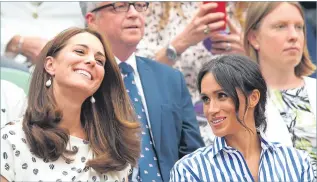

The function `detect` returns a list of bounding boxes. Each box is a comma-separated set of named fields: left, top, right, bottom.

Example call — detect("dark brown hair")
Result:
left=197, top=54, right=268, bottom=132
left=22, top=27, right=140, bottom=173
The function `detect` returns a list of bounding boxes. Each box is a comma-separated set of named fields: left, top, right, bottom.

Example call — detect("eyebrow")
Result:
left=200, top=89, right=224, bottom=96
left=75, top=44, right=106, bottom=58
left=272, top=19, right=304, bottom=24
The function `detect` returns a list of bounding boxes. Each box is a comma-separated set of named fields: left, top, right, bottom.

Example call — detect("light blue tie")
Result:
left=119, top=62, right=162, bottom=182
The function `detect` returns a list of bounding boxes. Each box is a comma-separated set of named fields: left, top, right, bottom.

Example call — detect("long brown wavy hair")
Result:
left=22, top=27, right=141, bottom=173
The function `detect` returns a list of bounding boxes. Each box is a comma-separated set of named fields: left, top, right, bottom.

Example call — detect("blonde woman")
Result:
left=244, top=2, right=316, bottom=177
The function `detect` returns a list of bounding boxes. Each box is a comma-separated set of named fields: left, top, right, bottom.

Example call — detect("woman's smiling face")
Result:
left=200, top=72, right=249, bottom=137
left=47, top=32, right=106, bottom=96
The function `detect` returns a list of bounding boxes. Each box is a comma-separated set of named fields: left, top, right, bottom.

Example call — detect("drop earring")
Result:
left=90, top=96, right=95, bottom=103
left=45, top=77, right=52, bottom=87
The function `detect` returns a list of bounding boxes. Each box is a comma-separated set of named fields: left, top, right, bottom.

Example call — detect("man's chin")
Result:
left=123, top=37, right=142, bottom=47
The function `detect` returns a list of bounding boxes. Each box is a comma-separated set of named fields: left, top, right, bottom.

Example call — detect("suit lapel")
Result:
left=136, top=57, right=162, bottom=152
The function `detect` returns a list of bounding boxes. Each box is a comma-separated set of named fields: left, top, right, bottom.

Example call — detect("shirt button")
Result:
left=32, top=12, right=38, bottom=19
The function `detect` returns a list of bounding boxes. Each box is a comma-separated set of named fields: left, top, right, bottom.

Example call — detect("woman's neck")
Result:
left=225, top=127, right=261, bottom=159
left=260, top=61, right=304, bottom=90
left=53, top=87, right=87, bottom=139
left=59, top=106, right=85, bottom=139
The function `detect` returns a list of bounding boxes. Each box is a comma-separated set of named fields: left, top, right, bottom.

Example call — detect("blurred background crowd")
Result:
left=0, top=1, right=316, bottom=181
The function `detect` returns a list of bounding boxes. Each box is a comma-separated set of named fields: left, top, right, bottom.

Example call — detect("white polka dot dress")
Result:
left=1, top=122, right=130, bottom=182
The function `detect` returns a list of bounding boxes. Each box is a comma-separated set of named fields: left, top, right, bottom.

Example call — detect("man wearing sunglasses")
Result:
left=80, top=2, right=204, bottom=181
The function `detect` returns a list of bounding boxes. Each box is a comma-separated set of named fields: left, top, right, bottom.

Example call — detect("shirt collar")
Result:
left=258, top=130, right=277, bottom=152
left=211, top=129, right=277, bottom=158
left=115, top=53, right=137, bottom=73
left=211, top=136, right=228, bottom=158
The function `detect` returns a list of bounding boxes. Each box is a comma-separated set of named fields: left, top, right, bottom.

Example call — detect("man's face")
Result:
left=86, top=2, right=146, bottom=49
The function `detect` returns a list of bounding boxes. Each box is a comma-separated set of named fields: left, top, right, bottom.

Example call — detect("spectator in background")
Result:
left=170, top=54, right=315, bottom=182
left=80, top=2, right=204, bottom=181
left=244, top=2, right=316, bottom=177
left=137, top=2, right=246, bottom=103
left=1, top=80, right=26, bottom=128
left=136, top=2, right=248, bottom=146
left=0, top=56, right=29, bottom=72
left=1, top=2, right=84, bottom=67
left=1, top=27, right=140, bottom=181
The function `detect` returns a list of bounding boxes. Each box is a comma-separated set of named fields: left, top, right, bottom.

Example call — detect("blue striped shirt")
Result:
left=170, top=131, right=315, bottom=182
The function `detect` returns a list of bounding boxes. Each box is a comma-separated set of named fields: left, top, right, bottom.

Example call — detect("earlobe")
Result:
left=248, top=89, right=260, bottom=108
left=44, top=56, right=56, bottom=76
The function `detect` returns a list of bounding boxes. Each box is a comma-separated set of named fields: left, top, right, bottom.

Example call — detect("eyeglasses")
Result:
left=91, top=2, right=149, bottom=13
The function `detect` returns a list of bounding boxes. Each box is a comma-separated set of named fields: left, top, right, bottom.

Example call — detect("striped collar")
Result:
left=211, top=130, right=277, bottom=158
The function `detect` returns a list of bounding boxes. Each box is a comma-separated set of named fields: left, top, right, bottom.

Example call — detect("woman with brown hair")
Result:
left=136, top=2, right=248, bottom=146
left=1, top=27, right=140, bottom=181
left=171, top=54, right=314, bottom=182
left=244, top=2, right=316, bottom=177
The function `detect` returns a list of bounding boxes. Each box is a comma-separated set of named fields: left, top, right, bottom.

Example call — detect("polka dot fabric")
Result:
left=0, top=121, right=130, bottom=181
left=119, top=62, right=162, bottom=182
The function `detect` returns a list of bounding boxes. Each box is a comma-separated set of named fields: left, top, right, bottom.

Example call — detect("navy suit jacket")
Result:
left=136, top=56, right=205, bottom=181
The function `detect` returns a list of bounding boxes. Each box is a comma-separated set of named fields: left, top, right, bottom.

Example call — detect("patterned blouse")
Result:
left=1, top=121, right=131, bottom=182
left=270, top=85, right=316, bottom=177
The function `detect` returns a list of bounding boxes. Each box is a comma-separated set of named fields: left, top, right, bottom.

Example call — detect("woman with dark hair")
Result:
left=136, top=2, right=248, bottom=146
left=170, top=54, right=314, bottom=181
left=1, top=27, right=140, bottom=181
left=244, top=2, right=316, bottom=177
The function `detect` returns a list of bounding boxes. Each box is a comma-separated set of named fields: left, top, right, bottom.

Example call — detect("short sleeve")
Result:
left=1, top=125, right=16, bottom=181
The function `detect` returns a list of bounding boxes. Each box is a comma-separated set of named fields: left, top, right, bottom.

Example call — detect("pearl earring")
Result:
left=90, top=96, right=95, bottom=103
left=45, top=77, right=52, bottom=87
